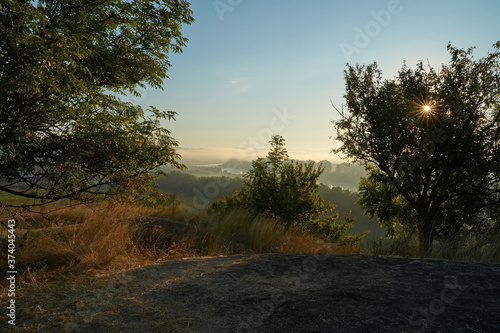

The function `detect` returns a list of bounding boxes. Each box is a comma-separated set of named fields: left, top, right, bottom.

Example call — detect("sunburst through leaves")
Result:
left=409, top=95, right=443, bottom=128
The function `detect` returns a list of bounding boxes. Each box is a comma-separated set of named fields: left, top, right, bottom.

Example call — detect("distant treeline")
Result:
left=218, top=160, right=367, bottom=189
left=163, top=159, right=367, bottom=191
left=155, top=171, right=244, bottom=205
left=155, top=170, right=382, bottom=237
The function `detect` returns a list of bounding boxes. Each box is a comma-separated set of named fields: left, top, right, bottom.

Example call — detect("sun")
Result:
left=408, top=97, right=444, bottom=128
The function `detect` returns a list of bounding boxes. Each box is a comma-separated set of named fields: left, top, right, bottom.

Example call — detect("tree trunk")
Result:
left=419, top=216, right=434, bottom=257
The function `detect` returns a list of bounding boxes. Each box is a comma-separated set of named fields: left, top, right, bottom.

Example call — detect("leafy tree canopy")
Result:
left=0, top=0, right=194, bottom=212
left=334, top=42, right=500, bottom=256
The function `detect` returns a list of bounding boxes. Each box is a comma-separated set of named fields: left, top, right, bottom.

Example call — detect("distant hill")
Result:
left=162, top=158, right=367, bottom=191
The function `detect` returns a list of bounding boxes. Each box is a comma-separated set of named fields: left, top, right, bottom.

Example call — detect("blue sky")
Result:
left=125, top=0, right=500, bottom=164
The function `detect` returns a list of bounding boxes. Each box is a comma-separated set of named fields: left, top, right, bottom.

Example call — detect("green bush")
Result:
left=209, top=135, right=364, bottom=246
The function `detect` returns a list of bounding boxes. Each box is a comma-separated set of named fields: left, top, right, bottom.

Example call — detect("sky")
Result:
left=122, top=0, right=500, bottom=165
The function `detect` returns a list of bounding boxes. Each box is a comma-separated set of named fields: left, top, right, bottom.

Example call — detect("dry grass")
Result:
left=193, top=209, right=355, bottom=256
left=7, top=198, right=498, bottom=294
left=363, top=235, right=419, bottom=257
left=432, top=230, right=500, bottom=263
left=1, top=203, right=153, bottom=286
left=129, top=208, right=347, bottom=259
left=0, top=201, right=358, bottom=293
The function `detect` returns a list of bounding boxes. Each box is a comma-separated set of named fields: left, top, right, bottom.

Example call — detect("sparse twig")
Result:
left=329, top=97, right=346, bottom=119
left=466, top=325, right=483, bottom=333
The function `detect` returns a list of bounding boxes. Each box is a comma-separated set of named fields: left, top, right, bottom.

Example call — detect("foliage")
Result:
left=359, top=164, right=500, bottom=242
left=357, top=164, right=419, bottom=238
left=334, top=42, right=500, bottom=256
left=0, top=0, right=194, bottom=211
left=209, top=135, right=363, bottom=245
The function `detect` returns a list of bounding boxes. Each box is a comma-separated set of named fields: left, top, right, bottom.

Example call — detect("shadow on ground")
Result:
left=3, top=254, right=500, bottom=332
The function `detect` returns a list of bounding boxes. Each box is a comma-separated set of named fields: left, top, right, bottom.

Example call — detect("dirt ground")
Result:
left=2, top=253, right=500, bottom=333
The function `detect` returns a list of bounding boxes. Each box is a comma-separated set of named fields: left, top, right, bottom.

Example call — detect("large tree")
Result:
left=0, top=0, right=194, bottom=212
left=333, top=42, right=500, bottom=256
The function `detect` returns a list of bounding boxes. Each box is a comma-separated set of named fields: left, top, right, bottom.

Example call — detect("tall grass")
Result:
left=363, top=228, right=500, bottom=263
left=432, top=230, right=500, bottom=263
left=1, top=201, right=353, bottom=289
left=4, top=198, right=497, bottom=291
left=194, top=209, right=337, bottom=255
left=0, top=203, right=155, bottom=284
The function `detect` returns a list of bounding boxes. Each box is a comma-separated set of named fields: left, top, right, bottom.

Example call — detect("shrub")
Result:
left=209, top=135, right=364, bottom=246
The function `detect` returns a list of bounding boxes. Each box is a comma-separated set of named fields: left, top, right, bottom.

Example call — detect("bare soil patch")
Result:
left=2, top=254, right=500, bottom=332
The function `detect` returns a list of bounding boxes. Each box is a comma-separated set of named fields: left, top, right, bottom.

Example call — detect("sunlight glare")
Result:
left=409, top=96, right=444, bottom=128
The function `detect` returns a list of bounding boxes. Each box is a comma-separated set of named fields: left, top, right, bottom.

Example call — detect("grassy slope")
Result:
left=1, top=198, right=498, bottom=297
